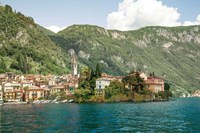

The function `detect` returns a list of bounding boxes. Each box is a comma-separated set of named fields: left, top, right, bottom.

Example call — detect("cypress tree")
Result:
left=95, top=63, right=101, bottom=78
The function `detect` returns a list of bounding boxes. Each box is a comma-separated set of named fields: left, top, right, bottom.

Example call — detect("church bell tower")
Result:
left=71, top=54, right=78, bottom=77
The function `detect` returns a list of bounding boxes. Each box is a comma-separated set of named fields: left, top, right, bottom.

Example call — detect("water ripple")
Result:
left=1, top=98, right=200, bottom=132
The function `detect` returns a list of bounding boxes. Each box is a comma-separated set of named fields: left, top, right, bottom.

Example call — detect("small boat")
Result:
left=62, top=100, right=68, bottom=103
left=68, top=99, right=74, bottom=103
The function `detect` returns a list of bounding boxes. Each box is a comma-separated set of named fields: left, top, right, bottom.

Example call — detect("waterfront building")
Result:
left=50, top=86, right=67, bottom=95
left=3, top=82, right=23, bottom=102
left=145, top=76, right=164, bottom=93
left=95, top=78, right=113, bottom=96
left=44, top=88, right=50, bottom=98
left=25, top=86, right=44, bottom=101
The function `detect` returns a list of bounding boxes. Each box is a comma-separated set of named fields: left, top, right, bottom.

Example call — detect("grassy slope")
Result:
left=50, top=24, right=200, bottom=95
left=0, top=5, right=70, bottom=74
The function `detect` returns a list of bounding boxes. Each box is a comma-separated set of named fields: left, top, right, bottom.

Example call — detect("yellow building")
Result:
left=25, top=86, right=44, bottom=101
left=146, top=77, right=164, bottom=93
left=3, top=82, right=23, bottom=102
left=50, top=86, right=67, bottom=95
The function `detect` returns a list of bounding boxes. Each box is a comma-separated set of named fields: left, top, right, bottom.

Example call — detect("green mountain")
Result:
left=50, top=24, right=200, bottom=96
left=0, top=5, right=70, bottom=74
left=1, top=4, right=200, bottom=96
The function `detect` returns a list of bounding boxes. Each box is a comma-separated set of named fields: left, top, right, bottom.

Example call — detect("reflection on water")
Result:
left=1, top=98, right=200, bottom=132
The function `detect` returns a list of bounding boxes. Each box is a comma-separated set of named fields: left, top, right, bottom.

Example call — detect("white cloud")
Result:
left=183, top=15, right=200, bottom=26
left=45, top=25, right=67, bottom=33
left=107, top=0, right=181, bottom=31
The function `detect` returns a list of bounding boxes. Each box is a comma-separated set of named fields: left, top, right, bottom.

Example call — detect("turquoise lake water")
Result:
left=0, top=98, right=200, bottom=133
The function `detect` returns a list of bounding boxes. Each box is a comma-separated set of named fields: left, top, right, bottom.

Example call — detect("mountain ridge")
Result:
left=0, top=5, right=70, bottom=75
left=1, top=4, right=200, bottom=96
left=51, top=24, right=200, bottom=96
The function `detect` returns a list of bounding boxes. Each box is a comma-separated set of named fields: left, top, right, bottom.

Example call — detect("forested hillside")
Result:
left=0, top=5, right=71, bottom=75
left=50, top=24, right=200, bottom=96
left=1, top=4, right=200, bottom=95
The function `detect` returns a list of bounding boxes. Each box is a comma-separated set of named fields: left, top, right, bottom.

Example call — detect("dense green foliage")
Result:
left=1, top=4, right=200, bottom=95
left=78, top=67, right=94, bottom=90
left=75, top=64, right=102, bottom=102
left=51, top=24, right=200, bottom=95
left=105, top=80, right=130, bottom=100
left=155, top=82, right=172, bottom=100
left=0, top=5, right=70, bottom=74
left=74, top=89, right=91, bottom=103
left=122, top=72, right=147, bottom=94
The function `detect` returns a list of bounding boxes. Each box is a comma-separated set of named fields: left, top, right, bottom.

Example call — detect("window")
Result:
left=99, top=85, right=101, bottom=89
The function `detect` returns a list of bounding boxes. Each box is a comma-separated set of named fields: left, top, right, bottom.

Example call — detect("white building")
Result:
left=3, top=82, right=22, bottom=102
left=21, top=80, right=34, bottom=88
left=95, top=78, right=113, bottom=96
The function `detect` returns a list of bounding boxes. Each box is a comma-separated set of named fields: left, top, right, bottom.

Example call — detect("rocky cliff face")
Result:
left=0, top=5, right=70, bottom=74
left=1, top=5, right=200, bottom=95
left=49, top=25, right=200, bottom=96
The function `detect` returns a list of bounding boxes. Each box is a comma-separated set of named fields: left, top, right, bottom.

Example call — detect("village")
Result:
left=0, top=56, right=167, bottom=105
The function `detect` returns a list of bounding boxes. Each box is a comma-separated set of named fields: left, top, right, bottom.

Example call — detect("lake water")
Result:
left=0, top=98, right=200, bottom=133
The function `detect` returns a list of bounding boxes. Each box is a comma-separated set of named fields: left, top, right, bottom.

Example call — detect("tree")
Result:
left=78, top=67, right=92, bottom=90
left=0, top=58, right=7, bottom=70
left=95, top=63, right=101, bottom=78
left=89, top=68, right=96, bottom=92
left=164, top=82, right=170, bottom=91
left=105, top=80, right=126, bottom=99
left=5, top=5, right=12, bottom=14
left=12, top=53, right=32, bottom=74
left=74, top=88, right=91, bottom=103
left=23, top=54, right=32, bottom=74
left=122, top=72, right=146, bottom=93
left=164, top=82, right=172, bottom=98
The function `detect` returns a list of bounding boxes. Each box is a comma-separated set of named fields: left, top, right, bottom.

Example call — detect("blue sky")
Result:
left=2, top=0, right=200, bottom=32
left=162, top=0, right=200, bottom=22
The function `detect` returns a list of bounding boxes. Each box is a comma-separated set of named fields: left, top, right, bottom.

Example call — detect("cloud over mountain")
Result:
left=107, top=0, right=200, bottom=31
left=183, top=15, right=200, bottom=26
left=45, top=25, right=66, bottom=33
left=107, top=0, right=181, bottom=31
